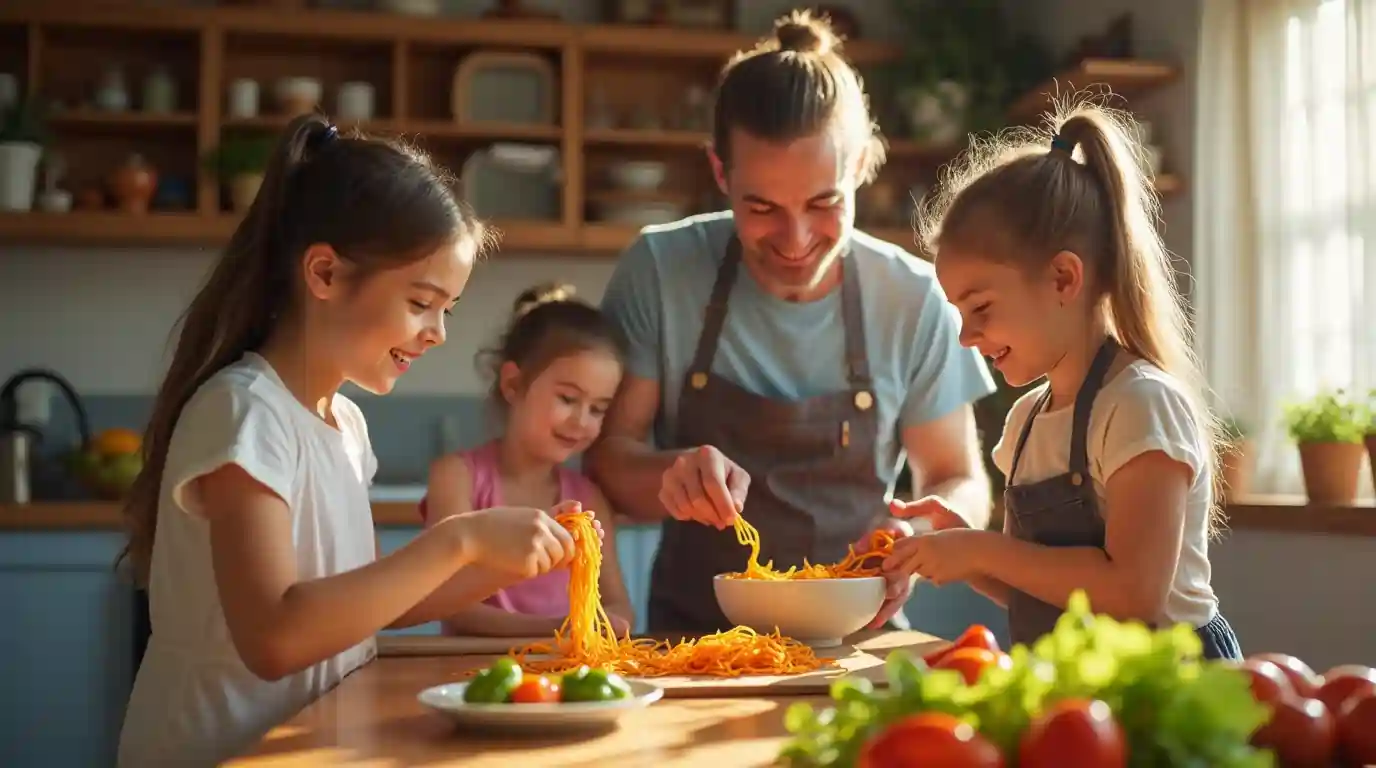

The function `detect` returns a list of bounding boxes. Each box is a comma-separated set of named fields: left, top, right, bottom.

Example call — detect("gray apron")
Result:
left=647, top=237, right=891, bottom=633
left=1003, top=338, right=1118, bottom=645
left=1002, top=337, right=1244, bottom=659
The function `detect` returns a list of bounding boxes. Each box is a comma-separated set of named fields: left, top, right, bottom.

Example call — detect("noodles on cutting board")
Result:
left=503, top=509, right=899, bottom=677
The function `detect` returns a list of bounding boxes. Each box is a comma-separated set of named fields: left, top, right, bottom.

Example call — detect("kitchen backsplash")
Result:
left=31, top=392, right=498, bottom=498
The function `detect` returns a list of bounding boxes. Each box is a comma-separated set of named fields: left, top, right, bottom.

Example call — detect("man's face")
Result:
left=712, top=127, right=862, bottom=301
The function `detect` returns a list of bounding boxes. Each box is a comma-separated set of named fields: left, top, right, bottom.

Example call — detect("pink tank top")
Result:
left=418, top=441, right=600, bottom=625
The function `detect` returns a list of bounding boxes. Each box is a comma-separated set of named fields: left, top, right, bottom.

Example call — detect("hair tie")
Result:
left=308, top=123, right=339, bottom=152
left=1050, top=134, right=1074, bottom=153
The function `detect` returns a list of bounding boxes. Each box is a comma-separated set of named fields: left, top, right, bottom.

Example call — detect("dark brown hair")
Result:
left=712, top=9, right=885, bottom=183
left=919, top=98, right=1225, bottom=535
left=119, top=114, right=488, bottom=585
left=479, top=282, right=625, bottom=408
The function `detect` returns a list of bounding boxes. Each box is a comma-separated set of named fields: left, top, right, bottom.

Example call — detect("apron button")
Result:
left=854, top=391, right=873, bottom=411
left=690, top=372, right=708, bottom=390
left=1071, top=472, right=1083, bottom=486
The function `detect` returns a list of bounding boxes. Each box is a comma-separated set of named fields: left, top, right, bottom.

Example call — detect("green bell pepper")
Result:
left=560, top=665, right=633, bottom=702
left=463, top=657, right=523, bottom=704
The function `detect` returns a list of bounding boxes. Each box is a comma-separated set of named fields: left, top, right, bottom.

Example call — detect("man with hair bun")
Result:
left=587, top=10, right=997, bottom=634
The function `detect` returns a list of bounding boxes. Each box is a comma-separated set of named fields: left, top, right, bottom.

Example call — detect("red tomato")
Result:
left=857, top=712, right=1004, bottom=768
left=1231, top=659, right=1294, bottom=707
left=1250, top=653, right=1320, bottom=698
left=1317, top=664, right=1376, bottom=715
left=1250, top=696, right=1334, bottom=767
left=922, top=625, right=1000, bottom=668
left=510, top=675, right=560, bottom=704
left=1337, top=690, right=1376, bottom=765
left=935, top=648, right=1013, bottom=686
left=1019, top=699, right=1127, bottom=768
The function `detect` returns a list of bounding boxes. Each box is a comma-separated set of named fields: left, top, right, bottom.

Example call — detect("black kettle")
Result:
left=0, top=368, right=92, bottom=504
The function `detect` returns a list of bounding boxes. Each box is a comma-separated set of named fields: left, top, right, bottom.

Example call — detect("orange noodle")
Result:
left=508, top=510, right=852, bottom=677
left=723, top=513, right=897, bottom=580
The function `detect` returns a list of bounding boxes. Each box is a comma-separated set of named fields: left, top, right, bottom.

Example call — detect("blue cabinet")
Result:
left=0, top=531, right=136, bottom=768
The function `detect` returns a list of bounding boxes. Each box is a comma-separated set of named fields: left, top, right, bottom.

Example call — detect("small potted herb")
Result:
left=1366, top=389, right=1376, bottom=494
left=0, top=97, right=48, bottom=211
left=203, top=135, right=274, bottom=212
left=1218, top=415, right=1252, bottom=502
left=1282, top=390, right=1369, bottom=504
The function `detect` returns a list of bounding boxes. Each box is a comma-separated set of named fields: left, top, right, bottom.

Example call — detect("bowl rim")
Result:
left=711, top=573, right=886, bottom=584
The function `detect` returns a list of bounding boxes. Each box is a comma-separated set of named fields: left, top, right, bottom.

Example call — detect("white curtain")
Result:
left=1195, top=0, right=1376, bottom=496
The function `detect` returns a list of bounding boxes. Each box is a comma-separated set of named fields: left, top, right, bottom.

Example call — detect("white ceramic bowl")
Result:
left=712, top=574, right=887, bottom=648
left=607, top=161, right=667, bottom=191
left=417, top=679, right=664, bottom=734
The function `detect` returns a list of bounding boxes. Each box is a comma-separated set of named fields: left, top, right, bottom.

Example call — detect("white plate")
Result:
left=417, top=679, right=664, bottom=733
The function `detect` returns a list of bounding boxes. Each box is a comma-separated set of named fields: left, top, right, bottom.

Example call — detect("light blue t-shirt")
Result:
left=599, top=211, right=997, bottom=494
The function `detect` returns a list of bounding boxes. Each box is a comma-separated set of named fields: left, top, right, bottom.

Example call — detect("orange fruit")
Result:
left=93, top=428, right=142, bottom=457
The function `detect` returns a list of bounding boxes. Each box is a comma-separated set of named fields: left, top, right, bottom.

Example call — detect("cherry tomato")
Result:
left=1337, top=690, right=1376, bottom=766
left=1231, top=659, right=1294, bottom=707
left=922, top=625, right=1000, bottom=668
left=1250, top=653, right=1320, bottom=698
left=509, top=674, right=560, bottom=704
left=934, top=647, right=1012, bottom=686
left=1250, top=696, right=1334, bottom=767
left=1317, top=664, right=1376, bottom=715
left=857, top=712, right=1004, bottom=768
left=1019, top=699, right=1127, bottom=768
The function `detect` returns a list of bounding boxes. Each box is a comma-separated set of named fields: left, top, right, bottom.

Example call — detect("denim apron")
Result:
left=647, top=237, right=893, bottom=634
left=1003, top=338, right=1242, bottom=660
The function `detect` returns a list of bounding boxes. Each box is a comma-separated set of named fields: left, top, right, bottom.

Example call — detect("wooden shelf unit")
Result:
left=0, top=3, right=1185, bottom=254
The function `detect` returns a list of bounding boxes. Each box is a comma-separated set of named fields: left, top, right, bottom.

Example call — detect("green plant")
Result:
left=887, top=0, right=1053, bottom=135
left=1282, top=389, right=1368, bottom=444
left=0, top=98, right=48, bottom=145
left=202, top=135, right=274, bottom=179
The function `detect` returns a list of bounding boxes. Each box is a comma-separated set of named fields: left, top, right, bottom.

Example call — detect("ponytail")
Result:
left=119, top=114, right=482, bottom=585
left=922, top=101, right=1226, bottom=535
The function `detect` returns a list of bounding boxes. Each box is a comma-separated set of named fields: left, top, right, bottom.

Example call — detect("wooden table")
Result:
left=226, top=631, right=944, bottom=767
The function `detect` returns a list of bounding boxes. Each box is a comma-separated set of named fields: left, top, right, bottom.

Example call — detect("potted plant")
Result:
left=203, top=135, right=274, bottom=212
left=1282, top=390, right=1369, bottom=504
left=1366, top=389, right=1376, bottom=493
left=0, top=97, right=48, bottom=211
left=1218, top=415, right=1252, bottom=502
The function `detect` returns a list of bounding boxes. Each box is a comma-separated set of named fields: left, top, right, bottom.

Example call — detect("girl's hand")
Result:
left=882, top=529, right=992, bottom=586
left=549, top=500, right=605, bottom=542
left=447, top=507, right=576, bottom=578
left=609, top=613, right=632, bottom=637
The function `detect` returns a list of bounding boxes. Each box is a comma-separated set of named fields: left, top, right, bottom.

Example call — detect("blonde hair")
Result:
left=919, top=97, right=1225, bottom=535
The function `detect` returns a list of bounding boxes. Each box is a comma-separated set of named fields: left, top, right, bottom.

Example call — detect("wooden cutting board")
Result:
left=377, top=630, right=948, bottom=697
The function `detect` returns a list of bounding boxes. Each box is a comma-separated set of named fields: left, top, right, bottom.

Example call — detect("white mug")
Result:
left=228, top=78, right=259, bottom=119
left=337, top=82, right=375, bottom=121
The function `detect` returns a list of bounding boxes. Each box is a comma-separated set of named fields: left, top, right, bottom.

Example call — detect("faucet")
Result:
left=0, top=368, right=92, bottom=447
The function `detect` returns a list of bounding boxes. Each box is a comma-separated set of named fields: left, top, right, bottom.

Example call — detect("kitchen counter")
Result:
left=3, top=494, right=1373, bottom=536
left=222, top=636, right=917, bottom=768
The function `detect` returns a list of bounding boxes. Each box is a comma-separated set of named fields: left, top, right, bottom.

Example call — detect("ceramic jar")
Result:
left=108, top=154, right=158, bottom=213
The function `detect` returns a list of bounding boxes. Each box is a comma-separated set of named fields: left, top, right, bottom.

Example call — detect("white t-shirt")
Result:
left=991, top=360, right=1219, bottom=628
left=118, top=352, right=379, bottom=767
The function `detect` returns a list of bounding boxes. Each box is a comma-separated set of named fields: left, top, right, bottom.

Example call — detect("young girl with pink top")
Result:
left=421, top=283, right=635, bottom=636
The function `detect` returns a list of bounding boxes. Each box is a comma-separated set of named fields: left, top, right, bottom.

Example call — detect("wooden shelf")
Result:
left=1006, top=58, right=1181, bottom=124
left=0, top=4, right=1185, bottom=254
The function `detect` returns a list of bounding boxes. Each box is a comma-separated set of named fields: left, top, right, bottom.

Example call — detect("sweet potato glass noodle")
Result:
left=724, top=514, right=898, bottom=580
left=509, top=510, right=848, bottom=677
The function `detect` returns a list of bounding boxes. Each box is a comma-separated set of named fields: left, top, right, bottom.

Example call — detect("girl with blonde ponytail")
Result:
left=880, top=99, right=1241, bottom=660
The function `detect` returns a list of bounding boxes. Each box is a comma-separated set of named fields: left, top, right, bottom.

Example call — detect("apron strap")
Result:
left=1006, top=387, right=1051, bottom=485
left=1067, top=337, right=1122, bottom=479
left=686, top=237, right=743, bottom=378
left=686, top=237, right=870, bottom=389
left=838, top=252, right=872, bottom=389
